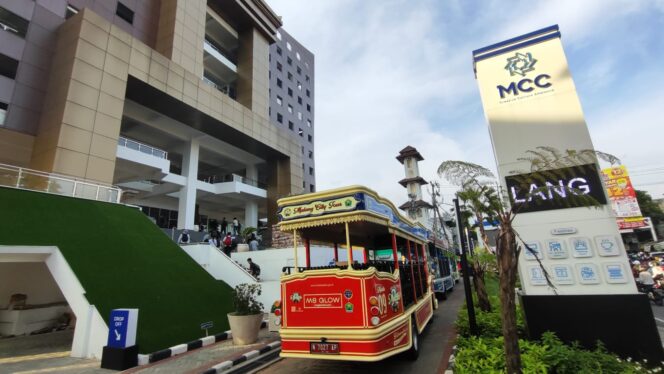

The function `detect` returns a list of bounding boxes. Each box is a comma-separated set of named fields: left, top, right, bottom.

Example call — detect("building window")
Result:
left=276, top=95, right=282, bottom=106
left=288, top=121, right=293, bottom=130
left=306, top=104, right=311, bottom=112
left=286, top=42, right=292, bottom=51
left=66, top=4, right=79, bottom=19
left=297, top=112, right=302, bottom=120
left=297, top=66, right=302, bottom=75
left=287, top=57, right=292, bottom=65
left=302, top=163, right=305, bottom=170
left=277, top=113, right=283, bottom=123
left=0, top=53, right=19, bottom=80
left=287, top=88, right=293, bottom=97
left=307, top=119, right=312, bottom=127
left=116, top=2, right=134, bottom=24
left=0, top=6, right=29, bottom=38
left=309, top=167, right=313, bottom=176
left=276, top=46, right=282, bottom=55
left=277, top=78, right=282, bottom=88
left=306, top=89, right=311, bottom=97
left=0, top=102, right=7, bottom=126
left=296, top=52, right=301, bottom=60
left=301, top=145, right=304, bottom=154
left=276, top=31, right=282, bottom=40
left=297, top=82, right=302, bottom=90
left=298, top=128, right=303, bottom=136
left=287, top=104, right=293, bottom=114
left=308, top=150, right=313, bottom=159
left=297, top=97, right=302, bottom=105
left=277, top=62, right=282, bottom=71
left=308, top=134, right=312, bottom=143
left=303, top=180, right=306, bottom=188
left=310, top=184, right=315, bottom=192
left=287, top=72, right=293, bottom=81
left=306, top=75, right=310, bottom=82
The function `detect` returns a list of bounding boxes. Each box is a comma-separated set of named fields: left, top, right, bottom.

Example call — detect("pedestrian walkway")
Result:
left=126, top=327, right=279, bottom=373
left=0, top=330, right=111, bottom=374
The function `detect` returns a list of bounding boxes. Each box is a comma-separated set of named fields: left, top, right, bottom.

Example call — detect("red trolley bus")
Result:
left=276, top=186, right=437, bottom=361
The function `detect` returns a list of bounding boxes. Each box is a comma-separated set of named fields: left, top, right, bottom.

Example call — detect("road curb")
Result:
left=200, top=340, right=281, bottom=373
left=136, top=321, right=268, bottom=366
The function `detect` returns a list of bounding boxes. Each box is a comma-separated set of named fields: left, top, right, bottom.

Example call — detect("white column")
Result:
left=245, top=200, right=258, bottom=229
left=177, top=138, right=200, bottom=229
left=244, top=163, right=259, bottom=229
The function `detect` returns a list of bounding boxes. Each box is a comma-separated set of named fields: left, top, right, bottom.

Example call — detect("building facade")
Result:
left=0, top=0, right=305, bottom=231
left=268, top=28, right=315, bottom=192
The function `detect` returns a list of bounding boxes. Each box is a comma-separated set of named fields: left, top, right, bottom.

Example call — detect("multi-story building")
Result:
left=268, top=28, right=315, bottom=192
left=0, top=0, right=305, bottom=231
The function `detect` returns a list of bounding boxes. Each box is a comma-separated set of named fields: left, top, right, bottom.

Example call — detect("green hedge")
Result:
left=0, top=187, right=234, bottom=352
left=455, top=333, right=654, bottom=374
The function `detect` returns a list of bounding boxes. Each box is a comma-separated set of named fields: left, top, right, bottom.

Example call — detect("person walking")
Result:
left=232, top=217, right=239, bottom=235
left=249, top=234, right=259, bottom=251
left=222, top=233, right=233, bottom=256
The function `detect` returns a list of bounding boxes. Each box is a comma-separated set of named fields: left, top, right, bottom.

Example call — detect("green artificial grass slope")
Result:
left=0, top=187, right=233, bottom=353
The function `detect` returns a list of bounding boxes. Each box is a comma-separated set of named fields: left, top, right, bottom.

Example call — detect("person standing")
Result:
left=221, top=217, right=228, bottom=235
left=223, top=233, right=233, bottom=256
left=232, top=217, right=239, bottom=235
left=249, top=234, right=259, bottom=251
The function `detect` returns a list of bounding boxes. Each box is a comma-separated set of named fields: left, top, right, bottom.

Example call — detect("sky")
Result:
left=268, top=0, right=664, bottom=208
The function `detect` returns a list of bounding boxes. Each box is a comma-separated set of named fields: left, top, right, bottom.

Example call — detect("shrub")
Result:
left=231, top=283, right=263, bottom=315
left=455, top=301, right=525, bottom=339
left=453, top=333, right=655, bottom=374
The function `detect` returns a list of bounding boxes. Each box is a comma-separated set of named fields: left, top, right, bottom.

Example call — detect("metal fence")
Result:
left=0, top=163, right=122, bottom=203
left=118, top=136, right=168, bottom=159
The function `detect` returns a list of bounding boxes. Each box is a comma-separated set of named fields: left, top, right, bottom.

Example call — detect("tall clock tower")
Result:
left=396, top=146, right=432, bottom=227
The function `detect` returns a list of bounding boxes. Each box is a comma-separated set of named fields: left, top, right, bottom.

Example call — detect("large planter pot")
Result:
left=237, top=243, right=250, bottom=252
left=227, top=313, right=263, bottom=345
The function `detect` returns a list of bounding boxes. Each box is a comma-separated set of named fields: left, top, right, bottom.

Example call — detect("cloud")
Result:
left=268, top=0, right=664, bottom=208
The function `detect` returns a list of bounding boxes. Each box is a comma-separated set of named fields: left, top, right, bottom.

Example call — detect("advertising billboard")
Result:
left=473, top=25, right=636, bottom=296
left=601, top=165, right=646, bottom=230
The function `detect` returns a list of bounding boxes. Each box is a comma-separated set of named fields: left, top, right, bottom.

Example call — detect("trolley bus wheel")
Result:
left=406, top=318, right=420, bottom=360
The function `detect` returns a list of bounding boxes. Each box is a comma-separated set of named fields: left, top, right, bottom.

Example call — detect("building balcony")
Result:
left=197, top=173, right=267, bottom=199
left=115, top=136, right=170, bottom=183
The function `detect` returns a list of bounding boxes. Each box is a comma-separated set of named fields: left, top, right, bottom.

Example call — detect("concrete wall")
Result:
left=0, top=262, right=66, bottom=307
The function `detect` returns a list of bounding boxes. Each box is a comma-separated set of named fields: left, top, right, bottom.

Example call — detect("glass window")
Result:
left=286, top=42, right=292, bottom=51
left=297, top=66, right=302, bottom=75
left=297, top=112, right=302, bottom=120
left=0, top=53, right=19, bottom=80
left=116, top=2, right=134, bottom=24
left=308, top=134, right=312, bottom=143
left=0, top=6, right=29, bottom=38
left=296, top=52, right=301, bottom=60
left=276, top=31, right=282, bottom=40
left=0, top=102, right=7, bottom=126
left=310, top=184, right=315, bottom=192
left=297, top=82, right=302, bottom=90
left=298, top=128, right=303, bottom=136
left=277, top=78, right=282, bottom=88
left=306, top=89, right=311, bottom=97
left=308, top=150, right=313, bottom=159
left=277, top=46, right=282, bottom=55
left=297, top=97, right=302, bottom=105
left=309, top=167, right=314, bottom=175
left=287, top=72, right=293, bottom=81
left=306, top=75, right=310, bottom=82
left=277, top=113, right=283, bottom=123
left=276, top=95, right=282, bottom=105
left=303, top=180, right=306, bottom=188
left=306, top=104, right=311, bottom=112
left=288, top=88, right=293, bottom=97
left=277, top=62, right=282, bottom=71
left=288, top=121, right=293, bottom=130
left=287, top=104, right=293, bottom=113
left=287, top=57, right=292, bottom=65
left=307, top=119, right=312, bottom=127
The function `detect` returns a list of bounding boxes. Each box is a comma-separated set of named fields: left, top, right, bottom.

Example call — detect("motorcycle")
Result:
left=637, top=281, right=664, bottom=306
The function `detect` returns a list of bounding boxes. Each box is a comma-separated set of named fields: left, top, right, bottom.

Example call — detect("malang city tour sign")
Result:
left=279, top=196, right=359, bottom=220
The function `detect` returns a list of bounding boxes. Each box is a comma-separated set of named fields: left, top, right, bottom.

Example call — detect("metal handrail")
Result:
left=118, top=136, right=168, bottom=159
left=0, top=163, right=122, bottom=203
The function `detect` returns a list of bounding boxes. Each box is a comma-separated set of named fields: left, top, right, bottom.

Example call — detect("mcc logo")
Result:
left=497, top=52, right=552, bottom=99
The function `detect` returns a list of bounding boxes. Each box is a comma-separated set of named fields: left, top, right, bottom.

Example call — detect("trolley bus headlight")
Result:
left=369, top=296, right=378, bottom=306
left=370, top=306, right=380, bottom=316
left=274, top=308, right=282, bottom=316
left=370, top=316, right=380, bottom=326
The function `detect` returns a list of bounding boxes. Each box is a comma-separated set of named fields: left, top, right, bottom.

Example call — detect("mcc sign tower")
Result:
left=472, top=25, right=662, bottom=361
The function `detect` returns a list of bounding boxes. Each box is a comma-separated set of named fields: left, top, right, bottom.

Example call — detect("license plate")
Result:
left=310, top=342, right=340, bottom=354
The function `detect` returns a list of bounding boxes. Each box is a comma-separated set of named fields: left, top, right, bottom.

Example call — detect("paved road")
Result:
left=650, top=303, right=664, bottom=345
left=258, top=284, right=465, bottom=374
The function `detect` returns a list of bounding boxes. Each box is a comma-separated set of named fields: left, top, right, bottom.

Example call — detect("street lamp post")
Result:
left=454, top=197, right=478, bottom=335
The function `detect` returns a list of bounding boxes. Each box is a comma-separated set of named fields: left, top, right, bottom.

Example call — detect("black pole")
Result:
left=454, top=198, right=478, bottom=336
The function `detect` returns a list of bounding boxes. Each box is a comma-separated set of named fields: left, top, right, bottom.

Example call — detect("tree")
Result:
left=438, top=147, right=617, bottom=374
left=456, top=185, right=499, bottom=312
left=636, top=190, right=664, bottom=225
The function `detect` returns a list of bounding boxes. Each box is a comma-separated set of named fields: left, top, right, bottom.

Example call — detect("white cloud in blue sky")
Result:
left=268, top=0, right=664, bottom=206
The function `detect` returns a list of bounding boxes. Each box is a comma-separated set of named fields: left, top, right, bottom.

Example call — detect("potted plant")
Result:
left=236, top=226, right=257, bottom=252
left=227, top=283, right=264, bottom=345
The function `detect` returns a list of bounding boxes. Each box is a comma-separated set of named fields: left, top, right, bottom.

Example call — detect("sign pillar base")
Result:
left=101, top=345, right=138, bottom=371
left=520, top=293, right=664, bottom=363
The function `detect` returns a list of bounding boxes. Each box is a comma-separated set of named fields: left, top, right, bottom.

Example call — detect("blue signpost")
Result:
left=101, top=308, right=139, bottom=370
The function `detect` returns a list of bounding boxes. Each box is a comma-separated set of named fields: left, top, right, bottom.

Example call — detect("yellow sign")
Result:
left=280, top=196, right=359, bottom=220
